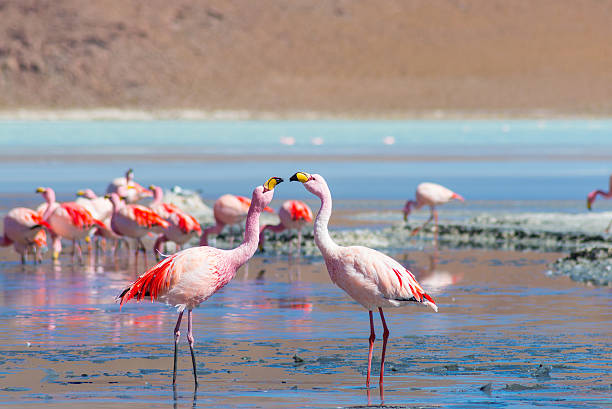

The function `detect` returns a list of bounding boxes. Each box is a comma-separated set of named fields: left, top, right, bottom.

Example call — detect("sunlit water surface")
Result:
left=0, top=249, right=609, bottom=408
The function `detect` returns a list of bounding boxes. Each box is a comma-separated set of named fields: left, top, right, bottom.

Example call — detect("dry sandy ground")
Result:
left=1, top=0, right=612, bottom=117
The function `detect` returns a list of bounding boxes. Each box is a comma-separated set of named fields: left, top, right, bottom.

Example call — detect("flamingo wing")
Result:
left=130, top=205, right=170, bottom=229
left=289, top=201, right=313, bottom=222
left=28, top=211, right=52, bottom=230
left=119, top=253, right=179, bottom=306
left=172, top=211, right=202, bottom=234
left=61, top=202, right=101, bottom=229
left=351, top=246, right=438, bottom=311
left=236, top=195, right=274, bottom=213
left=119, top=247, right=226, bottom=310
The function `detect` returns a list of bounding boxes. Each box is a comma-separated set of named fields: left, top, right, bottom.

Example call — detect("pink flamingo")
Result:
left=36, top=187, right=105, bottom=261
left=290, top=172, right=437, bottom=389
left=199, top=194, right=273, bottom=246
left=76, top=189, right=127, bottom=254
left=107, top=193, right=169, bottom=259
left=148, top=184, right=202, bottom=256
left=259, top=200, right=313, bottom=252
left=403, top=182, right=464, bottom=236
left=118, top=177, right=283, bottom=385
left=106, top=168, right=152, bottom=203
left=1, top=207, right=51, bottom=263
left=586, top=174, right=612, bottom=232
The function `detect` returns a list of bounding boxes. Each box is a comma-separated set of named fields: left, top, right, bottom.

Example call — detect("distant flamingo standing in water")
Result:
left=586, top=173, right=612, bottom=232
left=107, top=193, right=169, bottom=260
left=106, top=168, right=152, bottom=204
left=148, top=185, right=202, bottom=256
left=118, top=177, right=283, bottom=385
left=403, top=182, right=464, bottom=236
left=199, top=194, right=273, bottom=246
left=290, top=172, right=437, bottom=389
left=76, top=189, right=126, bottom=253
left=259, top=200, right=313, bottom=253
left=36, top=187, right=105, bottom=261
left=1, top=207, right=50, bottom=263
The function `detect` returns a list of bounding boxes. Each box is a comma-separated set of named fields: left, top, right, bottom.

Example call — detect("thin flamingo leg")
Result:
left=172, top=311, right=184, bottom=385
left=366, top=310, right=375, bottom=388
left=433, top=209, right=439, bottom=245
left=411, top=210, right=434, bottom=236
left=378, top=308, right=390, bottom=387
left=187, top=309, right=198, bottom=385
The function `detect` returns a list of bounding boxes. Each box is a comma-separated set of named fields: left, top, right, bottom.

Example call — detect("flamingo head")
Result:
left=105, top=192, right=124, bottom=209
left=77, top=188, right=97, bottom=200
left=586, top=190, right=598, bottom=211
left=36, top=187, right=55, bottom=203
left=148, top=185, right=163, bottom=201
left=253, top=177, right=283, bottom=211
left=403, top=200, right=414, bottom=222
left=126, top=168, right=134, bottom=182
left=290, top=172, right=329, bottom=198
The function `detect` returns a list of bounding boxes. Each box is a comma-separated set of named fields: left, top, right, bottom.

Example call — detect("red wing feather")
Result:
left=132, top=206, right=170, bottom=228
left=31, top=213, right=52, bottom=230
left=61, top=202, right=96, bottom=229
left=290, top=201, right=313, bottom=222
left=161, top=203, right=181, bottom=214
left=176, top=212, right=202, bottom=234
left=393, top=268, right=437, bottom=308
left=119, top=254, right=177, bottom=307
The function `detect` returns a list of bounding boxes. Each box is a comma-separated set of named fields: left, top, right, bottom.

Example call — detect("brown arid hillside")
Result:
left=1, top=0, right=612, bottom=117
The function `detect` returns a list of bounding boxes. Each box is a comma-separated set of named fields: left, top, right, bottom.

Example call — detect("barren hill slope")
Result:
left=1, top=0, right=611, bottom=116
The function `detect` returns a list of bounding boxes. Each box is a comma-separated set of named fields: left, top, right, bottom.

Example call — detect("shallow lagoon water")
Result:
left=0, top=248, right=609, bottom=408
left=0, top=120, right=611, bottom=408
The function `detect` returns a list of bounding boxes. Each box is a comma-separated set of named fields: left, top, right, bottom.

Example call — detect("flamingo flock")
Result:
left=0, top=167, right=466, bottom=389
left=4, top=164, right=611, bottom=395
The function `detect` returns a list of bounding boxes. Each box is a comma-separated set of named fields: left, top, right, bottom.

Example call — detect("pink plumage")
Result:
left=118, top=177, right=283, bottom=385
left=0, top=207, right=49, bottom=263
left=200, top=194, right=274, bottom=246
left=586, top=173, right=612, bottom=232
left=291, top=172, right=437, bottom=390
left=149, top=185, right=202, bottom=255
left=259, top=199, right=313, bottom=252
left=37, top=187, right=106, bottom=260
left=403, top=182, right=464, bottom=236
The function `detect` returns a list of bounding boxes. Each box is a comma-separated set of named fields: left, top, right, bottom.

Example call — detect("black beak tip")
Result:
left=289, top=174, right=299, bottom=182
left=276, top=177, right=284, bottom=184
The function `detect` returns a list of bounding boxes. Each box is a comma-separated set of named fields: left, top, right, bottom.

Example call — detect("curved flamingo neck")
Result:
left=594, top=190, right=612, bottom=199
left=151, top=187, right=163, bottom=206
left=0, top=234, right=13, bottom=247
left=41, top=189, right=57, bottom=221
left=313, top=183, right=339, bottom=257
left=260, top=222, right=286, bottom=234
left=228, top=202, right=263, bottom=269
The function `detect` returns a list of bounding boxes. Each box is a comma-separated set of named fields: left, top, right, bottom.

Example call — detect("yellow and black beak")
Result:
left=104, top=194, right=111, bottom=199
left=148, top=185, right=156, bottom=191
left=290, top=172, right=311, bottom=183
left=263, top=177, right=284, bottom=192
left=77, top=190, right=85, bottom=197
left=35, top=187, right=46, bottom=194
left=587, top=199, right=592, bottom=211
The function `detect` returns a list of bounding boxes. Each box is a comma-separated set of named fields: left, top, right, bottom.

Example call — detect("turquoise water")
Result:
left=1, top=119, right=612, bottom=155
left=0, top=120, right=611, bottom=202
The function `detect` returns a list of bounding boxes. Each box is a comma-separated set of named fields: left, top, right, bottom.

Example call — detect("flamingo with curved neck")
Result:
left=291, top=172, right=437, bottom=390
left=403, top=182, right=464, bottom=236
left=118, top=177, right=283, bottom=385
left=37, top=187, right=104, bottom=261
left=259, top=200, right=313, bottom=253
left=148, top=184, right=202, bottom=256
left=586, top=174, right=612, bottom=232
